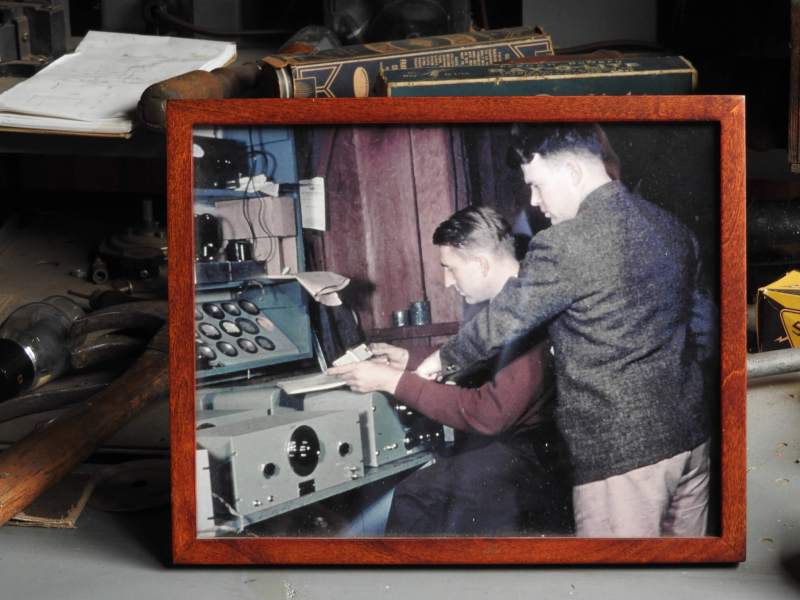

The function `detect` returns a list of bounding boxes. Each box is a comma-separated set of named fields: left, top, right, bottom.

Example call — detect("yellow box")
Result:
left=757, top=270, right=800, bottom=350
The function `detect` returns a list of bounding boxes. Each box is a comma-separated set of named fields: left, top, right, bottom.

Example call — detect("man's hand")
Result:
left=415, top=350, right=442, bottom=380
left=326, top=361, right=405, bottom=394
left=368, top=343, right=410, bottom=370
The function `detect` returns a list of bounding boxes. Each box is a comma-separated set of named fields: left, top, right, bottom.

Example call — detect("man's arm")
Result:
left=439, top=234, right=575, bottom=371
left=370, top=343, right=442, bottom=380
left=329, top=341, right=553, bottom=435
left=395, top=340, right=553, bottom=435
left=688, top=238, right=718, bottom=363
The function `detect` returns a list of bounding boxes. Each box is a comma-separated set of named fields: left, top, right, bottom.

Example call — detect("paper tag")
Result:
left=443, top=426, right=455, bottom=443
left=299, top=177, right=326, bottom=231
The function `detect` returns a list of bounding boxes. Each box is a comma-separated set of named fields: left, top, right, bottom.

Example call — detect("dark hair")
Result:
left=433, top=206, right=515, bottom=257
left=507, top=123, right=621, bottom=180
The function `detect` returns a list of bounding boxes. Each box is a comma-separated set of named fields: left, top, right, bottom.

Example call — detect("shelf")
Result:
left=0, top=128, right=166, bottom=158
left=367, top=322, right=460, bottom=343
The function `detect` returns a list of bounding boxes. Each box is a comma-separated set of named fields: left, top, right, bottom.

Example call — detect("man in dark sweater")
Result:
left=416, top=126, right=716, bottom=537
left=329, top=206, right=573, bottom=536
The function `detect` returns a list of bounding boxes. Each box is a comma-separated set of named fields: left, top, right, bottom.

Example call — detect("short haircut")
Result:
left=508, top=123, right=621, bottom=180
left=433, top=206, right=516, bottom=258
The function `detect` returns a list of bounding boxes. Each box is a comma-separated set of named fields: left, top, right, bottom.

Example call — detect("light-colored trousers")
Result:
left=573, top=440, right=710, bottom=537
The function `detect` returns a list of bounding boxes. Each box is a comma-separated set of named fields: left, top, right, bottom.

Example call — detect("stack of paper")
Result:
left=0, top=31, right=236, bottom=137
left=276, top=373, right=347, bottom=396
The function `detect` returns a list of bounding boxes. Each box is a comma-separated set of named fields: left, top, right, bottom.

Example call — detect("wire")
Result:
left=245, top=128, right=276, bottom=265
left=240, top=189, right=259, bottom=259
left=249, top=150, right=278, bottom=179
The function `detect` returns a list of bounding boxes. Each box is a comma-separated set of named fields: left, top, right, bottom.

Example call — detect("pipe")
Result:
left=747, top=348, right=800, bottom=379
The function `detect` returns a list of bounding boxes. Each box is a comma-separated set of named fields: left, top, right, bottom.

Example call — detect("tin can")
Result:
left=408, top=300, right=431, bottom=326
left=392, top=310, right=409, bottom=327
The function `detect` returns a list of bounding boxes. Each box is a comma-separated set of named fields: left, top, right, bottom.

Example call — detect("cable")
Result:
left=240, top=190, right=259, bottom=259
left=244, top=128, right=276, bottom=265
left=147, top=3, right=293, bottom=38
left=249, top=150, right=278, bottom=179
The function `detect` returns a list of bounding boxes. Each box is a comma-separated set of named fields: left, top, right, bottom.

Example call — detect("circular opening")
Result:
left=287, top=425, right=320, bottom=477
left=216, top=341, right=238, bottom=357
left=202, top=303, right=224, bottom=319
left=262, top=463, right=277, bottom=478
left=255, top=336, right=276, bottom=351
left=237, top=338, right=258, bottom=354
left=238, top=299, right=260, bottom=315
left=221, top=302, right=241, bottom=316
left=199, top=323, right=221, bottom=340
left=196, top=343, right=216, bottom=359
left=338, top=442, right=351, bottom=457
left=219, top=320, right=242, bottom=337
left=236, top=318, right=259, bottom=334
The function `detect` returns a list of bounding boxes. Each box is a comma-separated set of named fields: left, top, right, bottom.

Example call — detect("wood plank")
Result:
left=366, top=321, right=459, bottom=342
left=319, top=127, right=374, bottom=329
left=409, top=127, right=461, bottom=324
left=351, top=126, right=425, bottom=328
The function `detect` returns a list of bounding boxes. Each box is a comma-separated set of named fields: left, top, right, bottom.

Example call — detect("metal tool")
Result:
left=0, top=0, right=67, bottom=77
left=0, top=295, right=85, bottom=402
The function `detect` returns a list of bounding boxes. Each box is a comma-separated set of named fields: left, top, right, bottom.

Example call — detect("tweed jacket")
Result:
left=439, top=181, right=714, bottom=485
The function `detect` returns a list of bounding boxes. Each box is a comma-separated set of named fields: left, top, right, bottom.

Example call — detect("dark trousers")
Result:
left=385, top=423, right=574, bottom=536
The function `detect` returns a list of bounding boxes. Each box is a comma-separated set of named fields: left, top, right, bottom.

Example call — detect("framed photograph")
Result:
left=167, top=96, right=745, bottom=565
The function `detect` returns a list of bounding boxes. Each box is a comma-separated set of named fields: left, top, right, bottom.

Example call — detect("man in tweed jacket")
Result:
left=418, top=125, right=716, bottom=537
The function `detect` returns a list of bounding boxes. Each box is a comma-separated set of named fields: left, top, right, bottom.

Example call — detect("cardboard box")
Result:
left=757, top=270, right=800, bottom=350
left=261, top=26, right=553, bottom=98
left=378, top=55, right=697, bottom=97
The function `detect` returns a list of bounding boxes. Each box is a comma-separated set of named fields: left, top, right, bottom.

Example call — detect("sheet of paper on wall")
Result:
left=299, top=177, right=326, bottom=231
left=0, top=31, right=236, bottom=137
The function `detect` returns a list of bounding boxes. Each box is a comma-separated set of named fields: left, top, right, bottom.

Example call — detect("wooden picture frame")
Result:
left=167, top=96, right=746, bottom=565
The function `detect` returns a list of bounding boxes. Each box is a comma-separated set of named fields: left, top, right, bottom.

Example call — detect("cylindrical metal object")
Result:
left=0, top=296, right=85, bottom=401
left=408, top=300, right=431, bottom=326
left=194, top=213, right=222, bottom=262
left=225, top=239, right=253, bottom=262
left=91, top=256, right=109, bottom=284
left=747, top=348, right=800, bottom=379
left=392, top=310, right=408, bottom=327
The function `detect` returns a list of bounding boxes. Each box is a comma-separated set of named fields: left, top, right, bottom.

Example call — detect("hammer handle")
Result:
left=138, top=62, right=265, bottom=130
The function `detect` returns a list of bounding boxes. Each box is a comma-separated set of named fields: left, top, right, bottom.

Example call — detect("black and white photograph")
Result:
left=189, top=120, right=721, bottom=540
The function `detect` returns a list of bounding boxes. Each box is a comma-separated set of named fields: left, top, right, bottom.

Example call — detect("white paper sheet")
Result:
left=299, top=177, right=327, bottom=231
left=0, top=31, right=236, bottom=135
left=276, top=373, right=348, bottom=396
